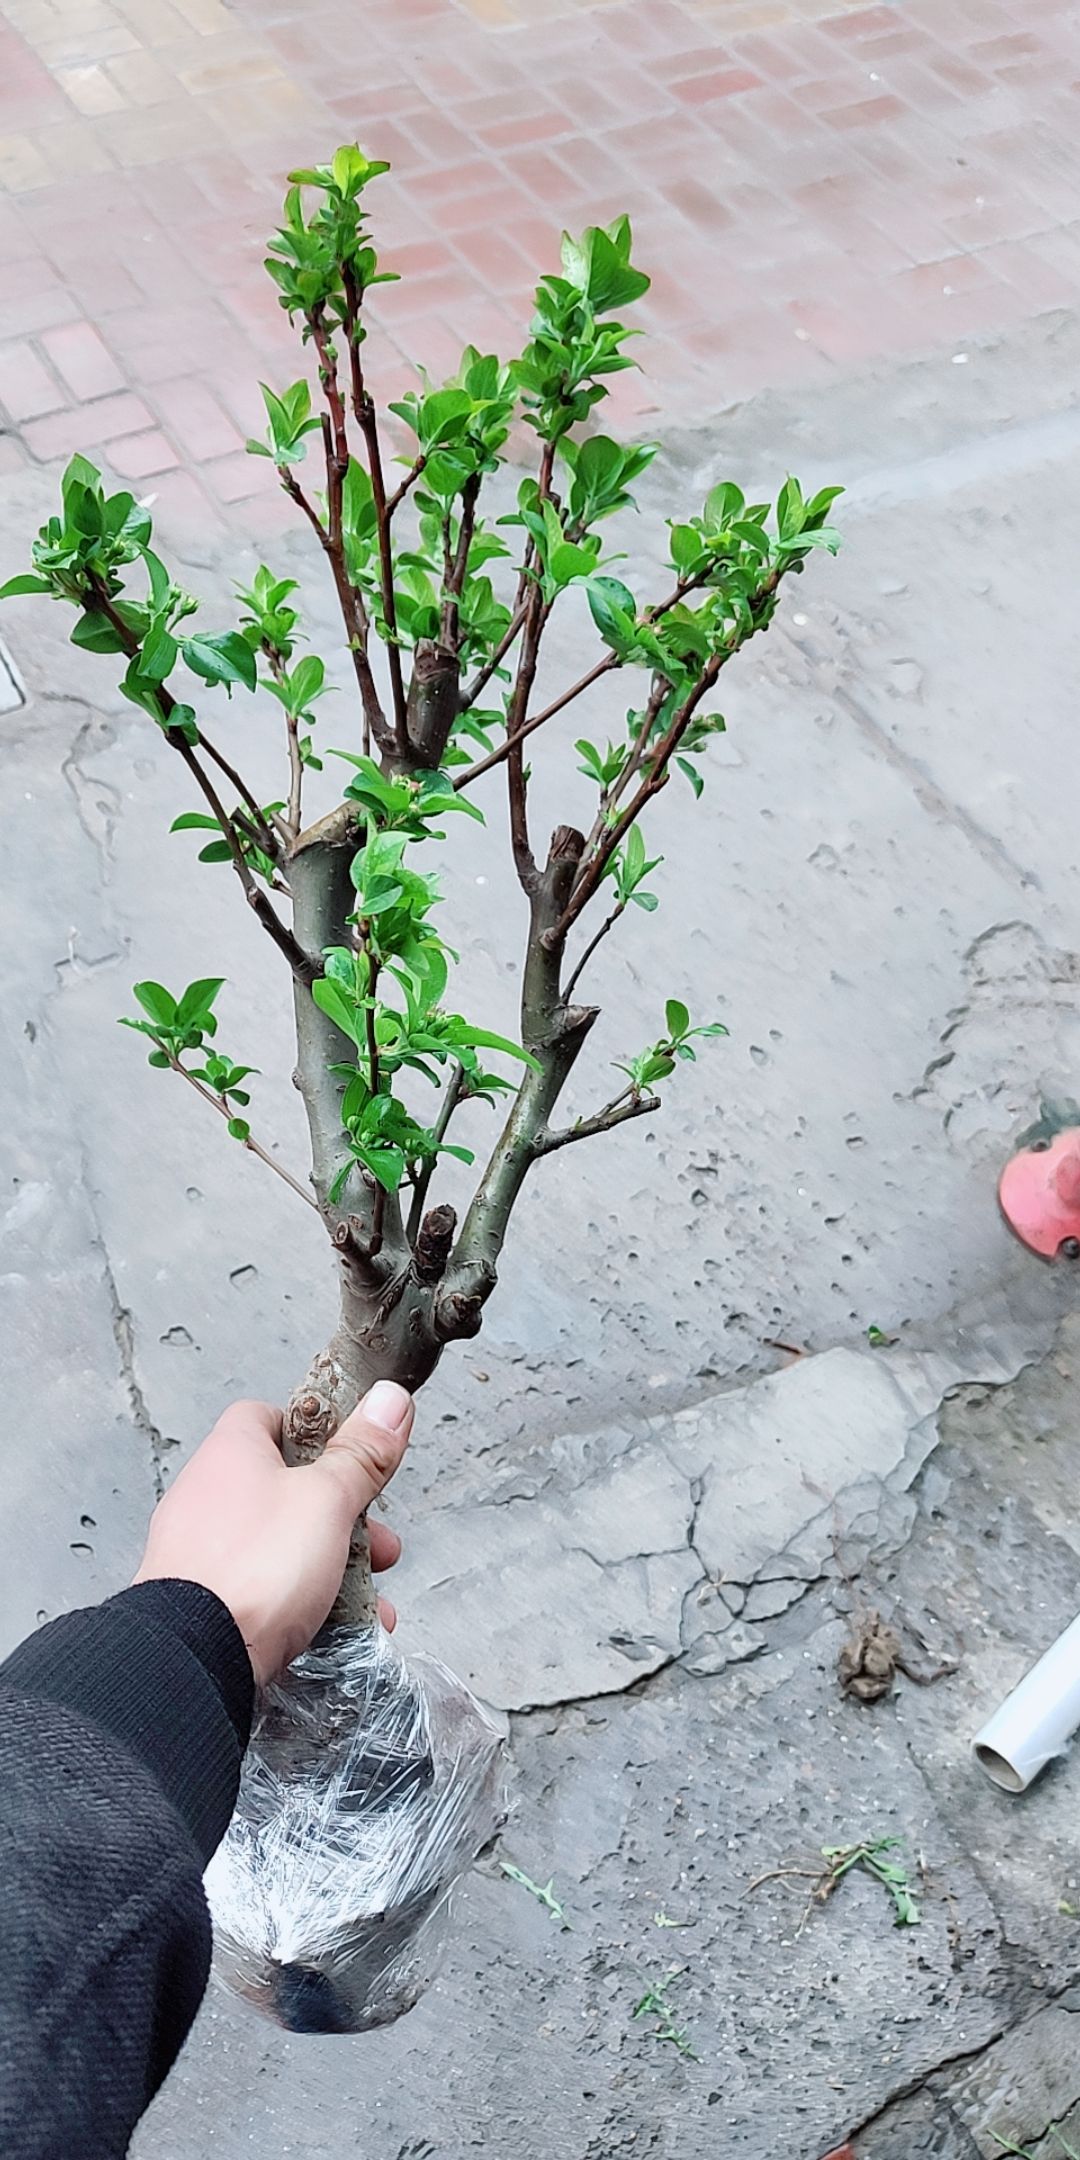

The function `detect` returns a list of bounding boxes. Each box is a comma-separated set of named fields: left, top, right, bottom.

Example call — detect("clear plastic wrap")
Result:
left=206, top=1624, right=508, bottom=2034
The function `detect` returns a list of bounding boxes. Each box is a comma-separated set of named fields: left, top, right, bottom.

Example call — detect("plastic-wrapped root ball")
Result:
left=206, top=1623, right=508, bottom=2034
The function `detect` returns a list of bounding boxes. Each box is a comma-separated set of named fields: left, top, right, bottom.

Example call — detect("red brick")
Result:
left=381, top=235, right=453, bottom=280
left=105, top=428, right=181, bottom=478
left=822, top=5, right=904, bottom=40
left=670, top=68, right=763, bottom=105
left=41, top=321, right=125, bottom=400
left=969, top=32, right=1042, bottom=66
left=732, top=32, right=805, bottom=83
left=478, top=111, right=572, bottom=151
left=823, top=94, right=907, bottom=130
left=23, top=392, right=155, bottom=460
left=453, top=222, right=544, bottom=293
left=0, top=340, right=65, bottom=422
left=202, top=448, right=275, bottom=503
left=65, top=256, right=145, bottom=315
left=422, top=172, right=534, bottom=236
left=925, top=51, right=996, bottom=96
left=151, top=376, right=244, bottom=460
left=661, top=178, right=734, bottom=235
left=498, top=147, right=577, bottom=205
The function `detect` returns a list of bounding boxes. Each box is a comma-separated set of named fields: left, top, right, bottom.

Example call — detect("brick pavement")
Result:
left=1, top=0, right=1079, bottom=536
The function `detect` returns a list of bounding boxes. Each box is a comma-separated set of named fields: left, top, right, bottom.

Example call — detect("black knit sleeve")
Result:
left=0, top=1581, right=254, bottom=2159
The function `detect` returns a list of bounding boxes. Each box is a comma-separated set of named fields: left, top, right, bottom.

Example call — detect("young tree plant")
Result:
left=3, top=146, right=840, bottom=1625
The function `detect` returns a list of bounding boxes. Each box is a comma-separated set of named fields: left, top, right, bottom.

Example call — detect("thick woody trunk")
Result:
left=281, top=1257, right=446, bottom=1625
left=285, top=823, right=447, bottom=1625
left=282, top=810, right=593, bottom=1629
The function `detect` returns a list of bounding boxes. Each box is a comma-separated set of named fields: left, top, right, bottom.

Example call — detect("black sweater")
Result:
left=0, top=1580, right=254, bottom=2158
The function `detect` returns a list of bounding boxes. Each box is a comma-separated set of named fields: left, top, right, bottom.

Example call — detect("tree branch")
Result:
left=386, top=455, right=425, bottom=519
left=552, top=656, right=725, bottom=942
left=167, top=1055, right=318, bottom=1209
left=342, top=268, right=408, bottom=751
left=460, top=600, right=528, bottom=712
left=442, top=825, right=592, bottom=1324
left=406, top=1060, right=464, bottom=1245
left=556, top=568, right=785, bottom=941
left=87, top=580, right=314, bottom=984
left=453, top=568, right=713, bottom=795
left=563, top=899, right=624, bottom=1002
left=440, top=470, right=480, bottom=650
left=533, top=1089, right=659, bottom=1155
left=454, top=650, right=618, bottom=793
left=265, top=644, right=303, bottom=834
left=279, top=466, right=393, bottom=758
left=196, top=732, right=282, bottom=858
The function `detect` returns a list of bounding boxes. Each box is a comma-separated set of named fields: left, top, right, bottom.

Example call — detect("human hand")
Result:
left=133, top=1382, right=414, bottom=1685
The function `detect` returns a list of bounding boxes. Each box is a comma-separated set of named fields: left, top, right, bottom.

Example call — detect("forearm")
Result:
left=0, top=1582, right=254, bottom=2158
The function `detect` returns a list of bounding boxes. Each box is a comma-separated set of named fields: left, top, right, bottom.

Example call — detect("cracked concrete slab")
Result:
left=397, top=1318, right=1067, bottom=1709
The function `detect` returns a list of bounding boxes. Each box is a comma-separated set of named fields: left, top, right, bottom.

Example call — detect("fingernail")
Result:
left=363, top=1380, right=412, bottom=1432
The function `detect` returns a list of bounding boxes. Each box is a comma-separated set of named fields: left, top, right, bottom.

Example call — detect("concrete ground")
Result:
left=4, top=2, right=1080, bottom=2157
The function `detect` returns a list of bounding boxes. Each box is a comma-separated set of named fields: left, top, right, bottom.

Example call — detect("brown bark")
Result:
left=281, top=1248, right=447, bottom=1626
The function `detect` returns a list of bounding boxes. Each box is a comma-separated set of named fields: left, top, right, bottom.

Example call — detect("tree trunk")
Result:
left=280, top=1232, right=449, bottom=1623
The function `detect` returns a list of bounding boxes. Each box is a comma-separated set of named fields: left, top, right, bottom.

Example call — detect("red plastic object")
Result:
left=819, top=2145, right=856, bottom=2160
left=998, top=1128, right=1080, bottom=1259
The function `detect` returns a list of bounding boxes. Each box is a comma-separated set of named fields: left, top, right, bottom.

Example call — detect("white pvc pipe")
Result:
left=973, top=1612, right=1080, bottom=1792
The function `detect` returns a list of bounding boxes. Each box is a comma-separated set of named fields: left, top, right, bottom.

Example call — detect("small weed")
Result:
left=499, top=1860, right=571, bottom=1929
left=653, top=1909, right=693, bottom=1929
left=866, top=1324, right=897, bottom=1348
left=631, top=1967, right=699, bottom=2059
left=992, top=2129, right=1080, bottom=2158
left=823, top=1838, right=920, bottom=1926
left=747, top=1834, right=921, bottom=1934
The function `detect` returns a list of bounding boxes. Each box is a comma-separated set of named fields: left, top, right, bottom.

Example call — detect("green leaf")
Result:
left=0, top=573, right=51, bottom=599
left=227, top=1116, right=250, bottom=1142
left=676, top=754, right=704, bottom=799
left=669, top=523, right=703, bottom=572
left=776, top=476, right=805, bottom=543
left=176, top=977, right=224, bottom=1028
left=133, top=981, right=177, bottom=1027
left=806, top=483, right=844, bottom=521
left=288, top=653, right=325, bottom=710
left=704, top=480, right=745, bottom=531
left=665, top=998, right=690, bottom=1041
left=587, top=574, right=636, bottom=653
left=140, top=619, right=178, bottom=683
left=357, top=1140, right=407, bottom=1192
left=70, top=610, right=126, bottom=655
left=447, top=1023, right=540, bottom=1069
left=182, top=630, right=257, bottom=692
left=170, top=812, right=221, bottom=833
left=165, top=701, right=199, bottom=744
left=311, top=976, right=365, bottom=1047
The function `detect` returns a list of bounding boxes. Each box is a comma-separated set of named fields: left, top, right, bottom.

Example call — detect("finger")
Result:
left=315, top=1382, right=414, bottom=1517
left=378, top=1596, right=397, bottom=1632
left=368, top=1519, right=402, bottom=1573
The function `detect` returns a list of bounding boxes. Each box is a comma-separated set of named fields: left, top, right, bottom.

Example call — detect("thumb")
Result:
left=315, top=1381, right=414, bottom=1516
